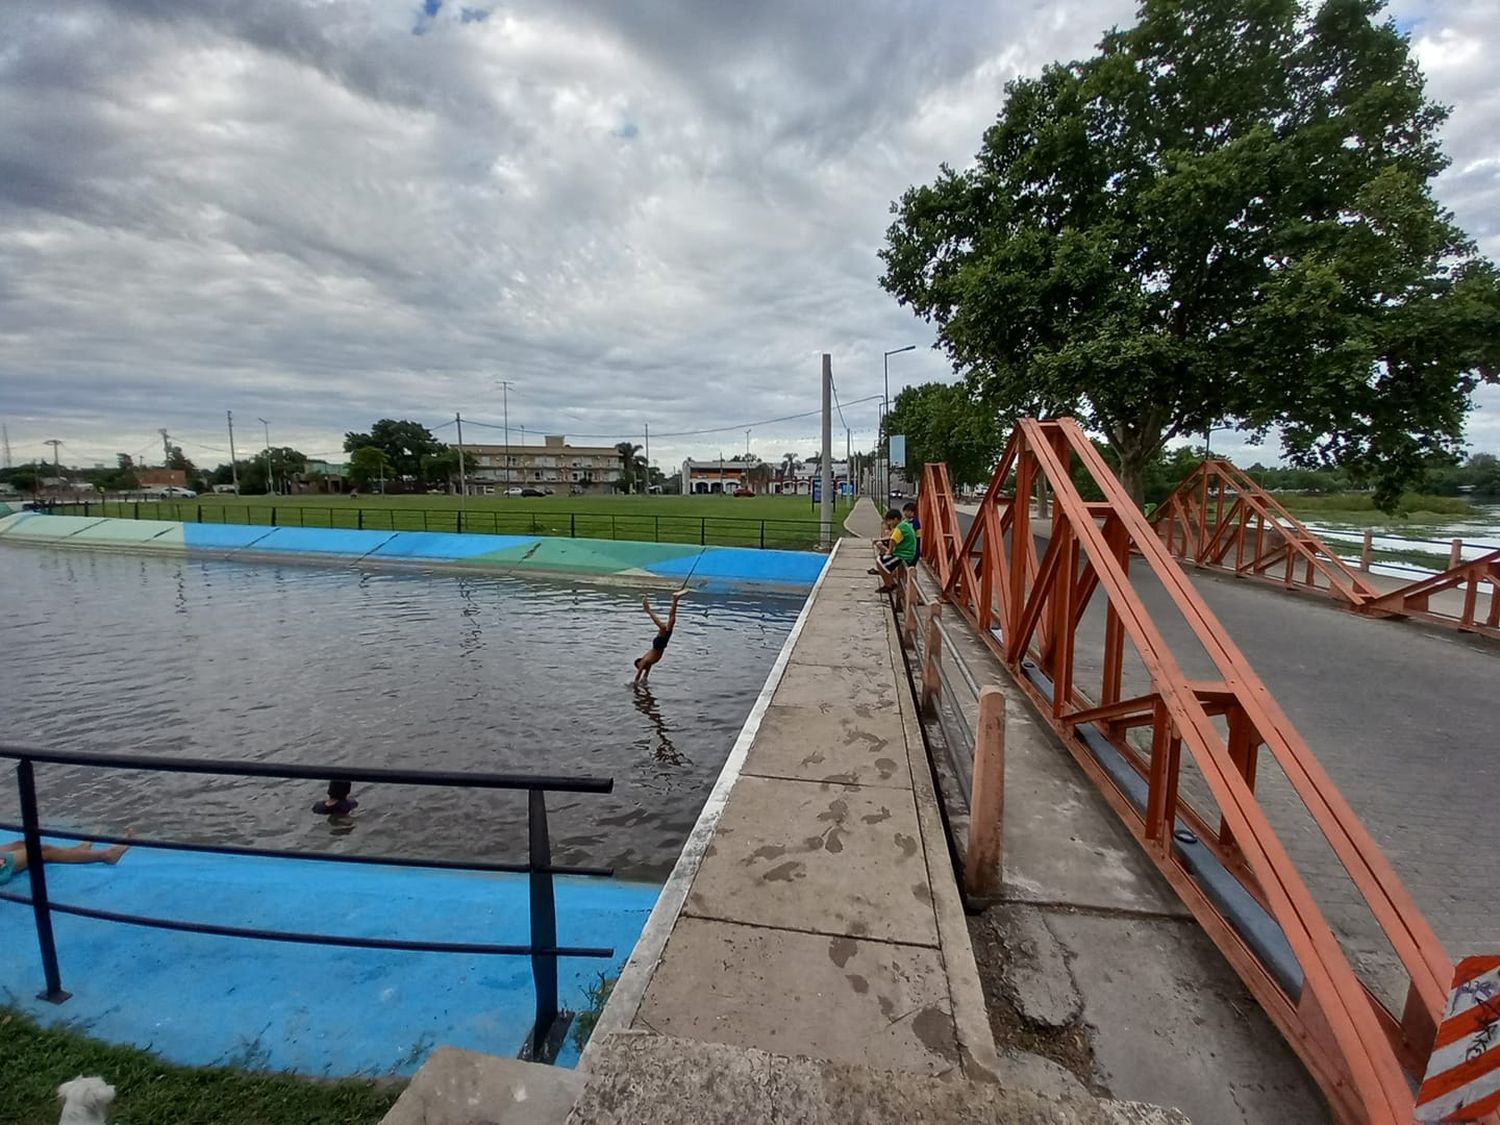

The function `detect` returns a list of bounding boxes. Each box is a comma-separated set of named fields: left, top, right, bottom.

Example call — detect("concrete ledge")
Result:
left=381, top=1046, right=584, bottom=1125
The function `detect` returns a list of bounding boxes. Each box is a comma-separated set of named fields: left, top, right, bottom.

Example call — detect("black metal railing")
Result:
left=44, top=500, right=828, bottom=550
left=0, top=743, right=614, bottom=1063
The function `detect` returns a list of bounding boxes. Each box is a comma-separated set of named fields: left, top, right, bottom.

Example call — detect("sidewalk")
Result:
left=597, top=539, right=997, bottom=1077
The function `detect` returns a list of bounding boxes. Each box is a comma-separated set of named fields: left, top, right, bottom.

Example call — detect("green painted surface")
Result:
left=474, top=537, right=704, bottom=573
left=0, top=514, right=103, bottom=539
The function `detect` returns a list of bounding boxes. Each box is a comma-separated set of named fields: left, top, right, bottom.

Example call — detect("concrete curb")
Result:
left=577, top=541, right=840, bottom=1066
left=884, top=601, right=1004, bottom=1083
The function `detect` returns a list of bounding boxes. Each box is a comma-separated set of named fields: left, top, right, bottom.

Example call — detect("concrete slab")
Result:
left=771, top=662, right=899, bottom=712
left=1043, top=910, right=1329, bottom=1124
left=787, top=621, right=892, bottom=671
left=382, top=1046, right=584, bottom=1125
left=634, top=918, right=960, bottom=1074
left=571, top=1031, right=1190, bottom=1124
left=744, top=701, right=910, bottom=788
left=684, top=775, right=936, bottom=944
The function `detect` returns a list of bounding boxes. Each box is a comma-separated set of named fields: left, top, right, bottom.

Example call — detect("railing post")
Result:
left=700, top=517, right=706, bottom=546
left=920, top=604, right=943, bottom=712
left=655, top=515, right=661, bottom=543
left=527, top=788, right=560, bottom=1062
left=133, top=501, right=140, bottom=520
left=569, top=513, right=576, bottom=538
left=271, top=507, right=277, bottom=526
left=357, top=509, right=364, bottom=530
left=965, top=686, right=1006, bottom=898
left=1450, top=538, right=1463, bottom=569
left=457, top=508, right=464, bottom=535
left=902, top=568, right=919, bottom=648
left=760, top=521, right=765, bottom=550
left=1361, top=530, right=1373, bottom=573
left=17, top=760, right=70, bottom=1003
left=423, top=510, right=429, bottom=532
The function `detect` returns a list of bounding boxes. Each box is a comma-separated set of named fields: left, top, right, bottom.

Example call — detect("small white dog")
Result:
left=56, top=1076, right=115, bottom=1125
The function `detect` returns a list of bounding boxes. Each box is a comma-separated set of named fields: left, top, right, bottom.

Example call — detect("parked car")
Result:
left=154, top=486, right=198, bottom=499
left=733, top=487, right=755, bottom=497
left=503, top=487, right=525, bottom=496
left=520, top=487, right=546, bottom=497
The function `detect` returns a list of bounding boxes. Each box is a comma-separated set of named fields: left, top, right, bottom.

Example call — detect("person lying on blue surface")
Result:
left=0, top=837, right=130, bottom=885
left=634, top=590, right=686, bottom=685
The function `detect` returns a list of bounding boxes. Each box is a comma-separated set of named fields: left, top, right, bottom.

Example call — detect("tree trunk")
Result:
left=1114, top=444, right=1151, bottom=510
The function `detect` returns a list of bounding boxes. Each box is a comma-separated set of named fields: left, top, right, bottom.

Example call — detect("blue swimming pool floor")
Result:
left=0, top=843, right=658, bottom=1075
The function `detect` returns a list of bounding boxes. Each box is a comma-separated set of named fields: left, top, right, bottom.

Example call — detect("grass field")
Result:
left=72, top=492, right=855, bottom=550
left=0, top=1007, right=400, bottom=1125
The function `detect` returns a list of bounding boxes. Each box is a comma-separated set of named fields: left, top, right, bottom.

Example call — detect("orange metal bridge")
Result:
left=917, top=420, right=1479, bottom=1124
left=1151, top=457, right=1500, bottom=639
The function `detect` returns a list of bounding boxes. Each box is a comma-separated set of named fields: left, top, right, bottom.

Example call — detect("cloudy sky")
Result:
left=1, top=0, right=1496, bottom=473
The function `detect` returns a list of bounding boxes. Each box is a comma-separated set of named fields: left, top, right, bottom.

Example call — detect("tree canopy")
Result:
left=343, top=419, right=444, bottom=482
left=880, top=0, right=1500, bottom=505
left=347, top=446, right=392, bottom=489
left=882, top=381, right=1005, bottom=487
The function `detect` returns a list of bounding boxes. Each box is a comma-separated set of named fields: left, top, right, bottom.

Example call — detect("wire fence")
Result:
left=48, top=500, right=827, bottom=550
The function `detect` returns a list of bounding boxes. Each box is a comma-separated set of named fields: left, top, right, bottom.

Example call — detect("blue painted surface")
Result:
left=241, top=526, right=400, bottom=557
left=181, top=523, right=279, bottom=550
left=367, top=531, right=537, bottom=560
left=0, top=844, right=658, bottom=1075
left=646, top=545, right=826, bottom=586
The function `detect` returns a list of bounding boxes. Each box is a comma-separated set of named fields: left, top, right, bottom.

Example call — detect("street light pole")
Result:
left=497, top=380, right=514, bottom=492
left=257, top=418, right=273, bottom=495
left=227, top=411, right=239, bottom=494
left=882, top=345, right=915, bottom=502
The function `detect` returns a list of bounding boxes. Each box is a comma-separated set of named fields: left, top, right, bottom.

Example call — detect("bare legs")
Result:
left=3, top=837, right=131, bottom=875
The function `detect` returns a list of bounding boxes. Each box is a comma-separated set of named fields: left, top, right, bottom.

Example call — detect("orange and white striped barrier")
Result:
left=1416, top=955, right=1500, bottom=1122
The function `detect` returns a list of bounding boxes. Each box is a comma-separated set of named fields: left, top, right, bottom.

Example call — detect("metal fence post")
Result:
left=423, top=510, right=429, bottom=532
left=655, top=515, right=661, bottom=543
left=965, top=686, right=1006, bottom=897
left=133, top=501, right=140, bottom=520
left=358, top=509, right=364, bottom=530
left=17, top=760, right=70, bottom=1003
left=457, top=509, right=464, bottom=535
left=196, top=504, right=203, bottom=523
left=570, top=514, right=576, bottom=538
left=611, top=515, right=617, bottom=541
left=700, top=518, right=706, bottom=545
left=527, top=788, right=559, bottom=1061
left=271, top=507, right=277, bottom=526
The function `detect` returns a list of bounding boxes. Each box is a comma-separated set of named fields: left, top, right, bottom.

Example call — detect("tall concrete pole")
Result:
left=227, top=411, right=239, bottom=494
left=498, top=380, right=514, bottom=491
left=258, top=418, right=273, bottom=495
left=455, top=412, right=467, bottom=500
left=820, top=354, right=833, bottom=549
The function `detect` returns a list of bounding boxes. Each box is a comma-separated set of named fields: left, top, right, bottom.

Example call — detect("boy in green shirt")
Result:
left=869, top=508, right=918, bottom=590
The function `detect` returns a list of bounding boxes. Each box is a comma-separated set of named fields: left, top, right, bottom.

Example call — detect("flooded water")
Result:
left=1298, top=503, right=1500, bottom=578
left=0, top=547, right=801, bottom=881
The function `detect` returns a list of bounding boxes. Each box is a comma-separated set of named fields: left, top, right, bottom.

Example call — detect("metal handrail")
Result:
left=0, top=742, right=616, bottom=1062
left=39, top=500, right=825, bottom=550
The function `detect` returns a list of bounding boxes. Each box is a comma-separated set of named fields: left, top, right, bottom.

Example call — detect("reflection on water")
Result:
left=0, top=548, right=800, bottom=881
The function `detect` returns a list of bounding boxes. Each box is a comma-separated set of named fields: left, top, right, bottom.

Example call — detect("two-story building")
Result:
left=462, top=434, right=624, bottom=495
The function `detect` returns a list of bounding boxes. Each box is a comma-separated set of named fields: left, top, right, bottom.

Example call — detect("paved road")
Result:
left=954, top=510, right=1497, bottom=994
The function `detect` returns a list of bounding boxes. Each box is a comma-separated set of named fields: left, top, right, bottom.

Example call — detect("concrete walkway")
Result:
left=600, top=538, right=998, bottom=1078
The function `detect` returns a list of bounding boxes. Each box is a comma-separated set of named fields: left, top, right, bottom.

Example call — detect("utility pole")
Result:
left=644, top=423, right=650, bottom=492
left=2, top=424, right=12, bottom=469
left=227, top=411, right=240, bottom=494
left=159, top=428, right=172, bottom=466
left=258, top=418, right=273, bottom=495
left=44, top=439, right=62, bottom=487
left=497, top=380, right=514, bottom=492
left=455, top=412, right=468, bottom=501
left=820, top=354, right=833, bottom=549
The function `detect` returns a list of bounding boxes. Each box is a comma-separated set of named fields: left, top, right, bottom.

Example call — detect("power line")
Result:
left=457, top=394, right=882, bottom=441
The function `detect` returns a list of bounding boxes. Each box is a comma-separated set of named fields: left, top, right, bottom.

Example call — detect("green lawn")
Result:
left=0, top=1007, right=401, bottom=1125
left=74, top=493, right=853, bottom=550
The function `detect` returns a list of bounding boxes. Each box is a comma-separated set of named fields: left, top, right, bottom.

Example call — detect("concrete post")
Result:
left=1450, top=538, right=1463, bottom=569
left=902, top=567, right=918, bottom=649
left=920, top=603, right=942, bottom=712
left=1361, top=530, right=1373, bottom=572
left=820, top=354, right=833, bottom=550
left=965, top=685, right=1006, bottom=897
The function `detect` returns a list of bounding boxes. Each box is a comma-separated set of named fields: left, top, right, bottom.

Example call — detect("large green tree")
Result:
left=883, top=381, right=1006, bottom=488
left=343, top=420, right=444, bottom=482
left=347, top=446, right=392, bottom=489
left=881, top=0, right=1500, bottom=506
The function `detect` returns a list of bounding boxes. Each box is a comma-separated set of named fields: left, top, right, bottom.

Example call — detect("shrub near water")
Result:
left=0, top=1007, right=401, bottom=1125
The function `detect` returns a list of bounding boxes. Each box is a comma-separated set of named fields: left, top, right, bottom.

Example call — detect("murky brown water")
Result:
left=0, top=547, right=800, bottom=881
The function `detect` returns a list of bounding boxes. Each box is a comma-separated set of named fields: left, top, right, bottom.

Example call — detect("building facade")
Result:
left=680, top=459, right=749, bottom=494
left=462, top=434, right=625, bottom=495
